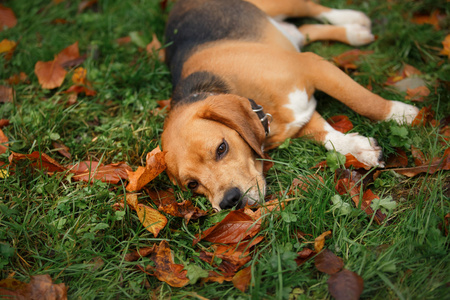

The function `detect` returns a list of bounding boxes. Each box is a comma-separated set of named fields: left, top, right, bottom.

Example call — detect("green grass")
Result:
left=1, top=0, right=449, bottom=299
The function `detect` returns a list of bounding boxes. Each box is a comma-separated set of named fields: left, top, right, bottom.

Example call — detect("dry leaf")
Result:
left=332, top=49, right=374, bottom=72
left=0, top=119, right=10, bottom=129
left=146, top=33, right=165, bottom=61
left=126, top=147, right=166, bottom=192
left=69, top=161, right=132, bottom=184
left=411, top=10, right=444, bottom=30
left=385, top=148, right=408, bottom=168
left=124, top=246, right=156, bottom=262
left=412, top=106, right=434, bottom=127
left=0, top=128, right=9, bottom=155
left=125, top=194, right=167, bottom=237
left=0, top=85, right=13, bottom=103
left=391, top=147, right=450, bottom=177
left=405, top=86, right=430, bottom=102
left=78, top=0, right=99, bottom=13
left=9, top=151, right=66, bottom=173
left=232, top=266, right=252, bottom=292
left=52, top=141, right=71, bottom=159
left=440, top=34, right=450, bottom=58
left=327, top=115, right=354, bottom=133
left=6, top=72, right=28, bottom=85
left=64, top=85, right=96, bottom=96
left=328, top=269, right=364, bottom=300
left=295, top=248, right=316, bottom=266
left=314, top=230, right=332, bottom=252
left=34, top=60, right=67, bottom=89
left=314, top=249, right=344, bottom=274
left=0, top=5, right=17, bottom=31
left=54, top=42, right=80, bottom=66
left=0, top=39, right=16, bottom=59
left=149, top=241, right=189, bottom=287
left=72, top=67, right=87, bottom=85
left=0, top=275, right=67, bottom=300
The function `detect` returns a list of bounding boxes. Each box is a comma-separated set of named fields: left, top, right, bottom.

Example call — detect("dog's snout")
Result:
left=220, top=187, right=242, bottom=210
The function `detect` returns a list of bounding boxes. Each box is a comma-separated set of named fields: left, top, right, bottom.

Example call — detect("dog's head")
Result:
left=161, top=94, right=266, bottom=210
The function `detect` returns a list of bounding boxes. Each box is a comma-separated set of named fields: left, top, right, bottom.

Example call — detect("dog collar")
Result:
left=248, top=99, right=272, bottom=136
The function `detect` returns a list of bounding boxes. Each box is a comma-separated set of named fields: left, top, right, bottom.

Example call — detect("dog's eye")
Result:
left=216, top=140, right=228, bottom=160
left=187, top=181, right=198, bottom=190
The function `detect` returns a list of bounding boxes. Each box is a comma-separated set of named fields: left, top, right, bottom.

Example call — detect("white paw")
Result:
left=344, top=24, right=375, bottom=46
left=318, top=9, right=371, bottom=28
left=324, top=124, right=384, bottom=167
left=385, top=101, right=420, bottom=125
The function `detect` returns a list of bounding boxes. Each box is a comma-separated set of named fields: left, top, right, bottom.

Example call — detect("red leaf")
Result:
left=295, top=248, right=316, bottom=266
left=124, top=246, right=156, bottom=262
left=232, top=266, right=252, bottom=292
left=315, top=249, right=344, bottom=274
left=9, top=151, right=66, bottom=172
left=0, top=128, right=8, bottom=155
left=0, top=119, right=10, bottom=129
left=69, top=161, right=132, bottom=184
left=327, top=115, right=354, bottom=133
left=411, top=10, right=444, bottom=30
left=411, top=145, right=426, bottom=166
left=0, top=5, right=17, bottom=31
left=412, top=106, right=434, bottom=127
left=64, top=85, right=97, bottom=96
left=328, top=269, right=364, bottom=300
left=193, top=210, right=261, bottom=245
left=385, top=148, right=408, bottom=168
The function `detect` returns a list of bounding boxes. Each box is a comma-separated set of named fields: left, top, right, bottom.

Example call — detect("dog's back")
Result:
left=165, top=0, right=266, bottom=87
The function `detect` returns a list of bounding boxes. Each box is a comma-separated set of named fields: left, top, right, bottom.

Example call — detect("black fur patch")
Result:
left=165, top=0, right=265, bottom=87
left=171, top=71, right=230, bottom=106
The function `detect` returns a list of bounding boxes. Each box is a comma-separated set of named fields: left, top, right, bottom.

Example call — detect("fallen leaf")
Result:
left=54, top=42, right=80, bottom=66
left=440, top=34, right=450, bottom=58
left=125, top=194, right=167, bottom=237
left=78, top=0, right=99, bottom=13
left=313, top=154, right=370, bottom=170
left=411, top=145, right=427, bottom=166
left=34, top=60, right=67, bottom=89
left=295, top=248, right=316, bottom=266
left=193, top=210, right=261, bottom=245
left=412, top=10, right=444, bottom=30
left=72, top=67, right=87, bottom=85
left=0, top=5, right=17, bottom=31
left=64, top=85, right=96, bottom=96
left=412, top=106, right=434, bottom=127
left=391, top=147, right=450, bottom=177
left=52, top=141, right=72, bottom=159
left=385, top=64, right=422, bottom=86
left=232, top=266, right=252, bottom=292
left=327, top=115, right=354, bottom=133
left=314, top=249, right=344, bottom=274
left=0, top=39, right=16, bottom=59
left=126, top=147, right=166, bottom=191
left=0, top=128, right=9, bottom=155
left=69, top=161, right=132, bottom=184
left=0, top=119, right=10, bottom=129
left=6, top=72, right=28, bottom=85
left=9, top=151, right=66, bottom=173
left=149, top=240, right=189, bottom=287
left=385, top=148, right=408, bottom=168
left=327, top=269, right=364, bottom=300
left=289, top=175, right=324, bottom=195
left=146, top=33, right=165, bottom=61
left=116, top=36, right=132, bottom=45
left=0, top=85, right=13, bottom=103
left=314, top=230, right=332, bottom=252
left=405, top=86, right=430, bottom=102
left=332, top=50, right=374, bottom=72
left=0, top=275, right=67, bottom=300
left=124, top=246, right=156, bottom=262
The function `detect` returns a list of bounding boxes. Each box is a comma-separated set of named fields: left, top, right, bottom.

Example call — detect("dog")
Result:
left=161, top=0, right=419, bottom=211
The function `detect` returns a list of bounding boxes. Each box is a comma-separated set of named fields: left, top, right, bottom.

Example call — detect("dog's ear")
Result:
left=198, top=95, right=266, bottom=158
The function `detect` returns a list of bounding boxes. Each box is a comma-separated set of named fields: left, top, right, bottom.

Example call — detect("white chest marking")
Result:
left=268, top=17, right=304, bottom=51
left=284, top=89, right=317, bottom=131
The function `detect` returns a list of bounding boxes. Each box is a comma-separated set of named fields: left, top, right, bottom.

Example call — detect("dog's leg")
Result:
left=299, top=52, right=419, bottom=123
left=297, top=111, right=384, bottom=167
left=298, top=24, right=374, bottom=46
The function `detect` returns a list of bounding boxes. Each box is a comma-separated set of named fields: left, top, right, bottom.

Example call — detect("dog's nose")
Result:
left=220, top=187, right=242, bottom=210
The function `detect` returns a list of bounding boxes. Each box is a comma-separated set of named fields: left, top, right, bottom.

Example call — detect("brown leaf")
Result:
left=146, top=33, right=165, bottom=61
left=328, top=269, right=364, bottom=300
left=125, top=194, right=167, bottom=237
left=314, top=230, right=332, bottom=252
left=232, top=266, right=252, bottom=292
left=9, top=151, right=66, bottom=173
left=150, top=241, right=189, bottom=287
left=385, top=64, right=422, bottom=86
left=385, top=148, right=408, bottom=168
left=295, top=248, right=316, bottom=266
left=0, top=5, right=17, bottom=31
left=193, top=210, right=261, bottom=245
left=124, top=246, right=156, bottom=262
left=411, top=10, right=444, bottom=30
left=332, top=50, right=374, bottom=72
left=78, top=0, right=99, bottom=13
left=0, top=275, right=67, bottom=300
left=116, top=36, right=132, bottom=45
left=0, top=85, right=14, bottom=103
left=344, top=154, right=370, bottom=170
left=0, top=128, right=9, bottom=155
left=52, top=141, right=71, bottom=159
left=126, top=147, right=166, bottom=191
left=327, top=115, right=354, bottom=133
left=391, top=147, right=450, bottom=177
left=54, top=42, right=80, bottom=66
left=405, top=86, right=430, bottom=102
left=34, top=60, right=67, bottom=89
left=0, top=119, right=10, bottom=129
left=0, top=39, right=16, bottom=60
left=412, top=106, right=434, bottom=127
left=6, top=72, right=28, bottom=85
left=69, top=161, right=132, bottom=184
left=411, top=145, right=426, bottom=166
left=290, top=175, right=324, bottom=195
left=314, top=249, right=344, bottom=274
left=440, top=35, right=450, bottom=58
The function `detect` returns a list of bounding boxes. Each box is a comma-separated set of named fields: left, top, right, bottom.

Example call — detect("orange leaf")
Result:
left=411, top=145, right=427, bottom=166
left=0, top=5, right=17, bottom=31
left=146, top=33, right=165, bottom=61
left=64, top=85, right=96, bottom=96
left=150, top=241, right=189, bottom=287
left=412, top=10, right=444, bottom=30
left=0, top=85, right=14, bottom=103
left=54, top=42, right=80, bottom=66
left=332, top=49, right=374, bottom=71
left=9, top=151, right=66, bottom=173
left=232, top=266, right=252, bottom=292
left=69, top=161, right=132, bottom=184
left=327, top=115, right=354, bottom=133
left=0, top=128, right=8, bottom=155
left=411, top=106, right=434, bottom=127
left=72, top=67, right=87, bottom=85
left=6, top=72, right=28, bottom=85
left=344, top=154, right=370, bottom=170
left=126, top=147, right=166, bottom=192
left=193, top=210, right=261, bottom=245
left=124, top=246, right=155, bottom=262
left=391, top=147, right=450, bottom=177
left=0, top=39, right=16, bottom=60
left=116, top=36, right=132, bottom=45
left=385, top=148, right=408, bottom=168
left=295, top=248, right=316, bottom=266
left=0, top=275, right=67, bottom=300
left=0, top=119, right=10, bottom=129
left=34, top=60, right=67, bottom=89
left=125, top=194, right=167, bottom=237
left=405, top=86, right=430, bottom=102
left=327, top=269, right=364, bottom=300
left=440, top=34, right=450, bottom=58
left=315, top=249, right=344, bottom=275
left=314, top=230, right=332, bottom=252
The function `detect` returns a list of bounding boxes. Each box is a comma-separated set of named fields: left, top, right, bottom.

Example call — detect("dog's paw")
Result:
left=318, top=9, right=371, bottom=28
left=344, top=24, right=375, bottom=46
left=385, top=101, right=420, bottom=125
left=325, top=129, right=384, bottom=167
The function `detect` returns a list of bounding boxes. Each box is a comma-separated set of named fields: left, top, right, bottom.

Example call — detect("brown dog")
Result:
left=161, top=0, right=419, bottom=211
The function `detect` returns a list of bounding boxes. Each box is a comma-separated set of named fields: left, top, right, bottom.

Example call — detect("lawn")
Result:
left=1, top=0, right=449, bottom=299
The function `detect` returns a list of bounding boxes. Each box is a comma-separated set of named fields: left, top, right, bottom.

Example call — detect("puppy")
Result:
left=161, top=0, right=419, bottom=211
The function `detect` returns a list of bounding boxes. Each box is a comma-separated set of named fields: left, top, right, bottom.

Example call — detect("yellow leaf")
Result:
left=0, top=39, right=16, bottom=54
left=126, top=194, right=167, bottom=237
left=440, top=34, right=450, bottom=58
left=72, top=67, right=87, bottom=85
left=314, top=230, right=332, bottom=252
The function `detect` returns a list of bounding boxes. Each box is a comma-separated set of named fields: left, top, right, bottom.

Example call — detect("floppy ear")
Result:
left=198, top=95, right=266, bottom=158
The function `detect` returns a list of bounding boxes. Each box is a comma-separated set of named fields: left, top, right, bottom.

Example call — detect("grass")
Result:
left=1, top=0, right=449, bottom=299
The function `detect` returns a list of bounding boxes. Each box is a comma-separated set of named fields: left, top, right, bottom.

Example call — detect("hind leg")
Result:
left=298, top=24, right=374, bottom=46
